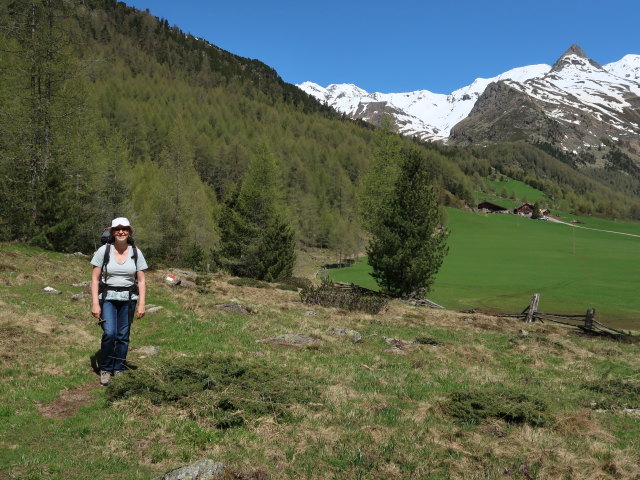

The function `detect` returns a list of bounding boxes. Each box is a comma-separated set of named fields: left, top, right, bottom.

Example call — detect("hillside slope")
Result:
left=1, top=243, right=638, bottom=479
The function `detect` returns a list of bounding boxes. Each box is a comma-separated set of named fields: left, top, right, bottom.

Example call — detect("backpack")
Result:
left=100, top=227, right=111, bottom=245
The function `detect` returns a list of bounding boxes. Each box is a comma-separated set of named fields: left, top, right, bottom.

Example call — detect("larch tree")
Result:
left=0, top=0, right=87, bottom=248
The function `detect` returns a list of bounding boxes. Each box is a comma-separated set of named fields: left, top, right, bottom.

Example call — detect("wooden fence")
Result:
left=495, top=293, right=631, bottom=338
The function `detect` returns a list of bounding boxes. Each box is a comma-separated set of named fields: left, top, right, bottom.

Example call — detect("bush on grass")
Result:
left=442, top=387, right=549, bottom=426
left=581, top=379, right=640, bottom=409
left=300, top=281, right=388, bottom=314
left=107, top=355, right=319, bottom=428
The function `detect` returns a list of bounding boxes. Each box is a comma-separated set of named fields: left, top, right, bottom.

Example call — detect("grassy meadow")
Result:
left=481, top=179, right=547, bottom=210
left=330, top=208, right=640, bottom=330
left=1, top=243, right=639, bottom=479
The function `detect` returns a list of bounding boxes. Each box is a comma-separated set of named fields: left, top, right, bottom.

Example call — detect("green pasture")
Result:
left=330, top=208, right=640, bottom=329
left=486, top=178, right=546, bottom=204
left=471, top=179, right=548, bottom=211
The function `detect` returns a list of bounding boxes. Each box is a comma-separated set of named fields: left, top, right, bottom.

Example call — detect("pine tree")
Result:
left=366, top=147, right=449, bottom=297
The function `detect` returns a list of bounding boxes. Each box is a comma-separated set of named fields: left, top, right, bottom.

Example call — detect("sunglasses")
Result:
left=113, top=227, right=130, bottom=233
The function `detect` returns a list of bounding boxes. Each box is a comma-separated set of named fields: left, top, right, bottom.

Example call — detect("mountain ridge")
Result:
left=298, top=46, right=640, bottom=170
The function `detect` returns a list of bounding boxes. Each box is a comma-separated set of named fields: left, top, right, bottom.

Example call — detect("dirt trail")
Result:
left=547, top=217, right=640, bottom=238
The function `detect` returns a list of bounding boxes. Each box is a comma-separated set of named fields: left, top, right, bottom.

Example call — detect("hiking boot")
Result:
left=113, top=370, right=124, bottom=377
left=100, top=370, right=111, bottom=386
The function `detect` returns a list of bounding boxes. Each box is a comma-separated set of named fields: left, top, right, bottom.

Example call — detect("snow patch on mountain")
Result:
left=507, top=53, right=640, bottom=135
left=297, top=50, right=640, bottom=144
left=299, top=65, right=550, bottom=141
left=605, top=54, right=640, bottom=83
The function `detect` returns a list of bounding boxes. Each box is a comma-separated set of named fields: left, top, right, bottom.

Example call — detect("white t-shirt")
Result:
left=90, top=244, right=148, bottom=301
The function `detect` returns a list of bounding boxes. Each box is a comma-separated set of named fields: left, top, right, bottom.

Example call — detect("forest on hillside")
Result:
left=1, top=0, right=638, bottom=269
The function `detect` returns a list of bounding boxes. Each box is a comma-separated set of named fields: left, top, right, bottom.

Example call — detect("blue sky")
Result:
left=124, top=0, right=640, bottom=94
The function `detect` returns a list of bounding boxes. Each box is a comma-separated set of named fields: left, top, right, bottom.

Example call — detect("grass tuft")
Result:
left=581, top=379, right=640, bottom=409
left=106, top=354, right=320, bottom=429
left=442, top=387, right=549, bottom=426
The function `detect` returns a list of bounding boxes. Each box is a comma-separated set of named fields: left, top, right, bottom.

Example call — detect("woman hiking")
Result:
left=90, top=217, right=148, bottom=386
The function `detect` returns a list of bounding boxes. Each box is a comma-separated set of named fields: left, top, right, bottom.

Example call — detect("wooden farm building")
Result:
left=477, top=201, right=509, bottom=213
left=514, top=203, right=535, bottom=215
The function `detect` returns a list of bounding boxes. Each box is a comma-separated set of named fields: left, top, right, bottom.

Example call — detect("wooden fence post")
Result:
left=584, top=308, right=595, bottom=330
left=525, top=294, right=540, bottom=323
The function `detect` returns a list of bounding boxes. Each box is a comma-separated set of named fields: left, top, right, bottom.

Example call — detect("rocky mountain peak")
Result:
left=551, top=44, right=603, bottom=72
left=560, top=44, right=589, bottom=59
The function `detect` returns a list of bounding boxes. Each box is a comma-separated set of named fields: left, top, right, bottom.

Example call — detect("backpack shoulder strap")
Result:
left=128, top=237, right=139, bottom=271
left=127, top=236, right=138, bottom=283
left=101, top=244, right=111, bottom=283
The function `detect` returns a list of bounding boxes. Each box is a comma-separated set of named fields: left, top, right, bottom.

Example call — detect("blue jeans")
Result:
left=100, top=300, right=136, bottom=372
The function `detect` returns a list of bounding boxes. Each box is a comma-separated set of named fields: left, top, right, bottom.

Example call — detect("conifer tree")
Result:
left=357, top=121, right=402, bottom=232
left=219, top=145, right=296, bottom=280
left=0, top=0, right=86, bottom=247
left=366, top=147, right=449, bottom=297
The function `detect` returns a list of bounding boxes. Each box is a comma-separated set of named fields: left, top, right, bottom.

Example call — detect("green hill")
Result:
left=2, top=0, right=640, bottom=265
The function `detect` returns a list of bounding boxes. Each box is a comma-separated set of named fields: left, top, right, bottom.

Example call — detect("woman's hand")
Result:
left=136, top=304, right=145, bottom=319
left=91, top=303, right=101, bottom=319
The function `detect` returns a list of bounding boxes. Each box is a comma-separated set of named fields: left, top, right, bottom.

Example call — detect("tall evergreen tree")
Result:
left=366, top=147, right=449, bottom=297
left=357, top=121, right=402, bottom=232
left=219, top=145, right=296, bottom=280
left=0, top=0, right=86, bottom=247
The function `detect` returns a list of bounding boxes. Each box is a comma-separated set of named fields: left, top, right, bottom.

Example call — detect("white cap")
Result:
left=110, top=217, right=133, bottom=233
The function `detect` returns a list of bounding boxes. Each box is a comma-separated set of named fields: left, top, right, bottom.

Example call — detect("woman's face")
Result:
left=112, top=227, right=130, bottom=242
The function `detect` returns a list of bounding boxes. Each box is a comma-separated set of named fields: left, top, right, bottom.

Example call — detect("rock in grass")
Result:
left=71, top=281, right=91, bottom=287
left=145, top=305, right=164, bottom=314
left=384, top=347, right=409, bottom=355
left=257, top=333, right=323, bottom=347
left=215, top=303, right=251, bottom=314
left=43, top=286, right=62, bottom=294
left=382, top=336, right=416, bottom=348
left=327, top=328, right=362, bottom=343
left=164, top=274, right=182, bottom=286
left=71, top=292, right=89, bottom=301
left=153, top=459, right=224, bottom=480
left=130, top=345, right=160, bottom=357
left=382, top=336, right=421, bottom=355
left=168, top=268, right=198, bottom=279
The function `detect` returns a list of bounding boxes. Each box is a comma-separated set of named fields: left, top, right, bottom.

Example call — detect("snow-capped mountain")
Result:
left=299, top=64, right=550, bottom=142
left=298, top=45, right=640, bottom=167
left=451, top=45, right=640, bottom=167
